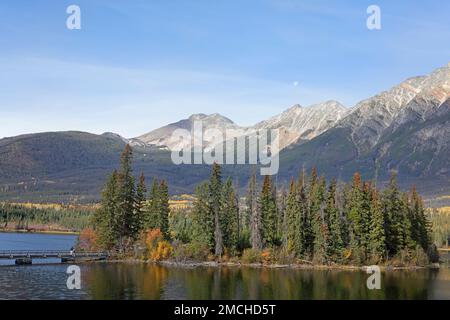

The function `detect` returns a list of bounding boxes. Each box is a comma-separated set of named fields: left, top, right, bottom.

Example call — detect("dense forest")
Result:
left=89, top=145, right=440, bottom=266
left=0, top=203, right=92, bottom=232
left=428, top=207, right=450, bottom=247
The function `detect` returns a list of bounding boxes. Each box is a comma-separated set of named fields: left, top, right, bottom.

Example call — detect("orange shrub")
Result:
left=77, top=228, right=100, bottom=251
left=144, top=229, right=173, bottom=261
left=150, top=241, right=173, bottom=261
left=145, top=228, right=164, bottom=251
left=261, top=249, right=272, bottom=264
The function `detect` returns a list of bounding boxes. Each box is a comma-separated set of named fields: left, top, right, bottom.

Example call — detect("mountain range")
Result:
left=135, top=100, right=348, bottom=151
left=0, top=63, right=449, bottom=202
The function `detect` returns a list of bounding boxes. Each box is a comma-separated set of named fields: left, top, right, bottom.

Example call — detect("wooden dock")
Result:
left=0, top=250, right=109, bottom=265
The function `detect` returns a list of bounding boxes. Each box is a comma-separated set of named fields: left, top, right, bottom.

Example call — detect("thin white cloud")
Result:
left=0, top=56, right=359, bottom=139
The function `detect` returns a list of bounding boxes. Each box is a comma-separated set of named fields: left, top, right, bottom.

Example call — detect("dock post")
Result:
left=15, top=258, right=32, bottom=265
left=61, top=257, right=75, bottom=263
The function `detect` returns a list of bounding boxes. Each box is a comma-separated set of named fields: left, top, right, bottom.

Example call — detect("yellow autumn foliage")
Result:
left=149, top=241, right=173, bottom=261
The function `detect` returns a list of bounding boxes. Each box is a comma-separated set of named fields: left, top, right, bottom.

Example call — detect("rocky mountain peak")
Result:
left=338, top=63, right=450, bottom=153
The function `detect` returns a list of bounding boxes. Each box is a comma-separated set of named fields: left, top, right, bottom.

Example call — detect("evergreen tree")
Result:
left=192, top=182, right=214, bottom=250
left=325, top=178, right=344, bottom=263
left=158, top=180, right=170, bottom=239
left=221, top=178, right=239, bottom=253
left=285, top=178, right=299, bottom=253
left=360, top=182, right=373, bottom=259
left=248, top=173, right=262, bottom=250
left=410, top=186, right=431, bottom=251
left=210, top=163, right=224, bottom=256
left=295, top=173, right=308, bottom=257
left=94, top=170, right=119, bottom=249
left=311, top=175, right=328, bottom=264
left=260, top=175, right=278, bottom=247
left=277, top=185, right=287, bottom=246
left=409, top=186, right=420, bottom=246
left=116, top=144, right=137, bottom=248
left=142, top=178, right=160, bottom=230
left=369, top=188, right=386, bottom=262
left=382, top=172, right=404, bottom=256
left=305, top=168, right=319, bottom=258
left=401, top=192, right=415, bottom=250
left=133, top=172, right=147, bottom=236
left=347, top=172, right=364, bottom=264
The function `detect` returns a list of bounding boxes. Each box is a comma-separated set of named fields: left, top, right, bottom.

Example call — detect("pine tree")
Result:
left=369, top=188, right=386, bottom=262
left=325, top=178, right=344, bottom=263
left=305, top=168, right=319, bottom=258
left=192, top=182, right=214, bottom=250
left=360, top=182, right=373, bottom=260
left=285, top=178, right=299, bottom=253
left=94, top=170, right=119, bottom=249
left=401, top=192, right=415, bottom=250
left=158, top=180, right=170, bottom=239
left=248, top=173, right=262, bottom=250
left=311, top=175, right=328, bottom=264
left=347, top=172, right=364, bottom=264
left=260, top=175, right=278, bottom=247
left=383, top=172, right=404, bottom=256
left=142, top=178, right=160, bottom=230
left=133, top=172, right=146, bottom=236
left=221, top=178, right=239, bottom=254
left=409, top=186, right=420, bottom=247
left=210, top=163, right=224, bottom=256
left=410, top=186, right=431, bottom=251
left=296, top=172, right=308, bottom=257
left=277, top=185, right=287, bottom=246
left=116, top=144, right=137, bottom=248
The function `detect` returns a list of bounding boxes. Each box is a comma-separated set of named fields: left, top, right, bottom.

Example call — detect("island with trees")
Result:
left=78, top=145, right=439, bottom=268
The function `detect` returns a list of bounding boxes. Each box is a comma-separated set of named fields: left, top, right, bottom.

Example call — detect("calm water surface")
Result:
left=0, top=232, right=449, bottom=300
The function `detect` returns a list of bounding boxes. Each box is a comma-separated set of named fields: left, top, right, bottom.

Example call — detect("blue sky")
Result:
left=0, top=0, right=449, bottom=138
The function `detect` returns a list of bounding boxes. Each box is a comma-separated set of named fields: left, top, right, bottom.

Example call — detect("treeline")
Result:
left=0, top=203, right=92, bottom=231
left=187, top=165, right=435, bottom=265
left=92, top=145, right=436, bottom=265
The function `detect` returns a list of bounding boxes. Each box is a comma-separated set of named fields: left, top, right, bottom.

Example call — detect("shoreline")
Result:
left=0, top=228, right=79, bottom=236
left=105, top=258, right=440, bottom=271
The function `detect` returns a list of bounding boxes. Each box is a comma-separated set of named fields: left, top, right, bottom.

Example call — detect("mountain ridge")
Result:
left=0, top=63, right=449, bottom=202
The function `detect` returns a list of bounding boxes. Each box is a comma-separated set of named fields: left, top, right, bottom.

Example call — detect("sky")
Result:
left=0, top=0, right=449, bottom=139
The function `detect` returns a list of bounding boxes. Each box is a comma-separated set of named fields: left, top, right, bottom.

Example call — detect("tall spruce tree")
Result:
left=94, top=170, right=119, bottom=249
left=305, top=168, right=319, bottom=258
left=210, top=163, right=224, bottom=256
left=192, top=182, right=214, bottom=250
left=260, top=175, right=278, bottom=247
left=401, top=192, right=415, bottom=250
left=369, top=188, right=386, bottom=262
left=221, top=178, right=239, bottom=254
left=133, top=172, right=146, bottom=236
left=248, top=173, right=262, bottom=250
left=347, top=172, right=364, bottom=264
left=383, top=172, right=404, bottom=256
left=142, top=178, right=159, bottom=230
left=285, top=178, right=299, bottom=253
left=116, top=144, right=137, bottom=248
left=277, top=185, right=287, bottom=246
left=410, top=186, right=431, bottom=251
left=158, top=180, right=170, bottom=239
left=360, top=182, right=373, bottom=260
left=296, top=172, right=308, bottom=257
left=311, top=176, right=328, bottom=264
left=325, top=178, right=344, bottom=263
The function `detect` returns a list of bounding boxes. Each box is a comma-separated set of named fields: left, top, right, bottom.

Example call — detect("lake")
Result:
left=0, top=232, right=449, bottom=300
